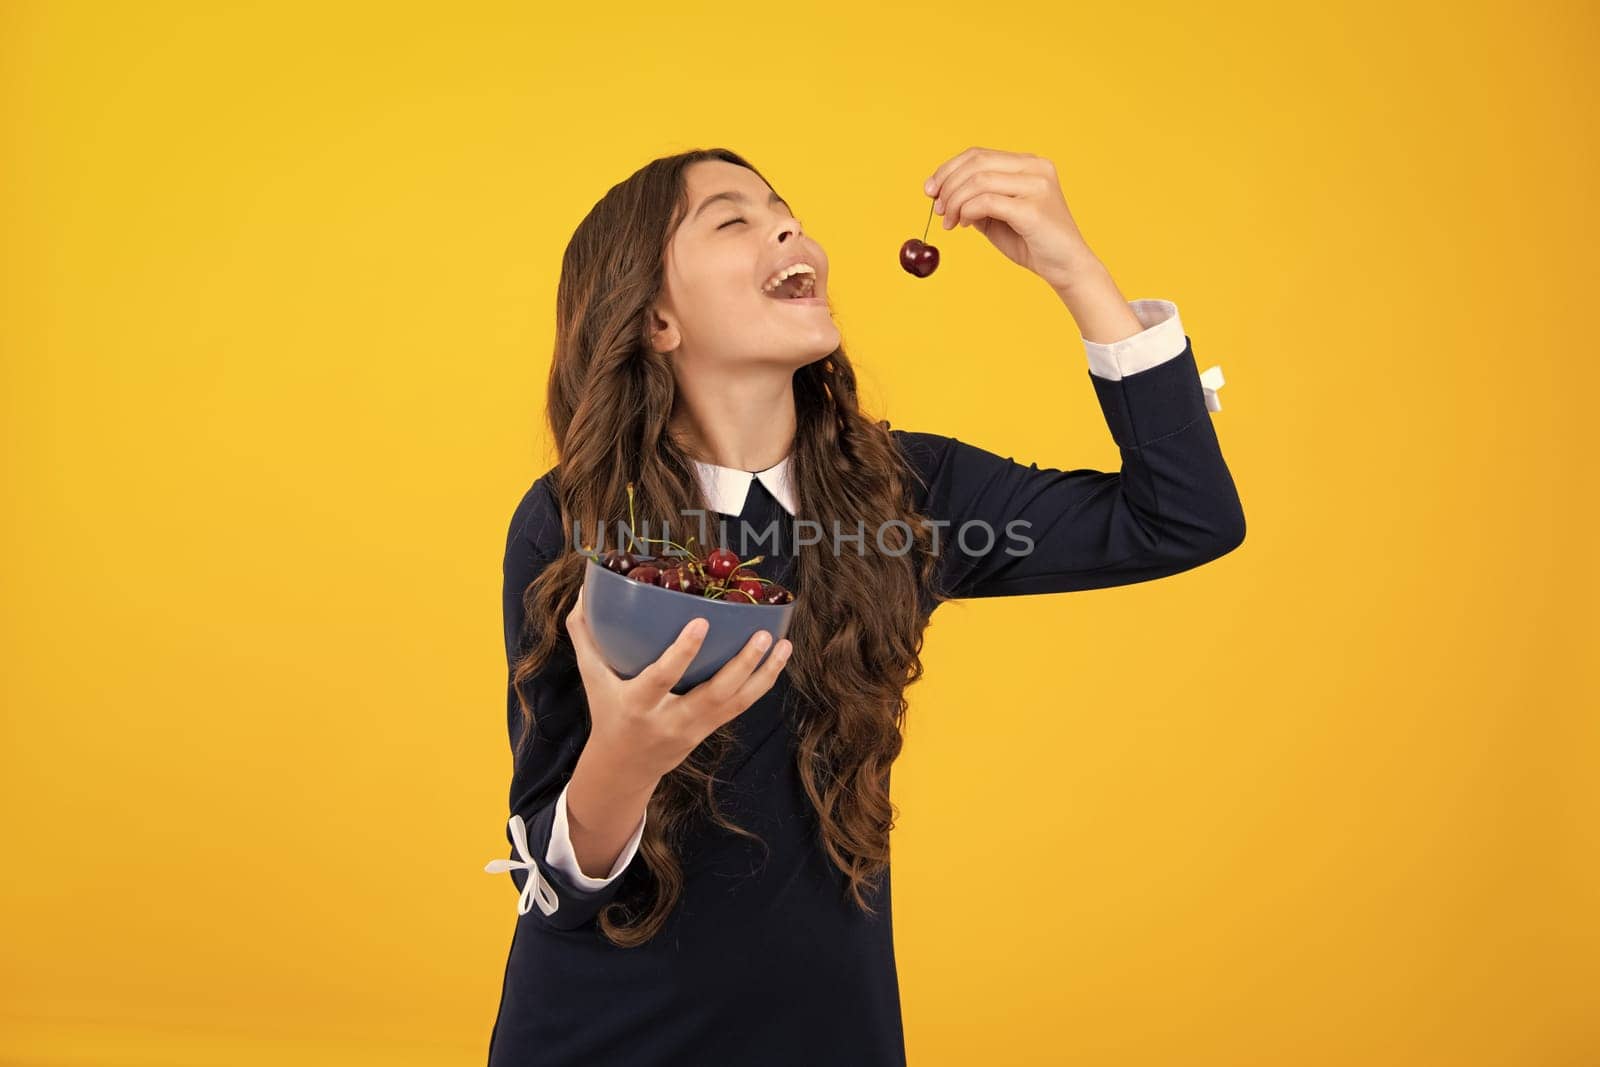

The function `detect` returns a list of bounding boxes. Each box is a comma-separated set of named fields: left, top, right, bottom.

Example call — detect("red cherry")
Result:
left=658, top=565, right=706, bottom=596
left=706, top=548, right=741, bottom=581
left=601, top=548, right=637, bottom=575
left=628, top=564, right=661, bottom=585
left=762, top=585, right=793, bottom=605
left=899, top=238, right=939, bottom=278
left=721, top=587, right=757, bottom=605
left=736, top=577, right=765, bottom=600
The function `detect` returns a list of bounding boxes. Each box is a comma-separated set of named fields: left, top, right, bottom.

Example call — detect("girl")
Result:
left=483, top=146, right=1243, bottom=1065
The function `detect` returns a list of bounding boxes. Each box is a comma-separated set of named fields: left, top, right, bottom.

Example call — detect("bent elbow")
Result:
left=1209, top=499, right=1247, bottom=558
left=1177, top=497, right=1246, bottom=568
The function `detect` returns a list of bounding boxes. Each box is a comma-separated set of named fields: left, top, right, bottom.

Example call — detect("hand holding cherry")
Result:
left=906, top=146, right=1102, bottom=291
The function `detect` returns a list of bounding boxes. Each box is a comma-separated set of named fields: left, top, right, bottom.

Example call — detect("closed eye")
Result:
left=718, top=217, right=746, bottom=229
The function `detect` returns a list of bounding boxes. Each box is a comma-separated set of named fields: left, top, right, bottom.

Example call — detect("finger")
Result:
left=564, top=587, right=614, bottom=687
left=944, top=172, right=1044, bottom=230
left=924, top=144, right=984, bottom=199
left=682, top=628, right=778, bottom=712
left=947, top=194, right=1036, bottom=239
left=565, top=587, right=601, bottom=662
left=720, top=637, right=793, bottom=721
left=628, top=615, right=711, bottom=704
left=926, top=146, right=1035, bottom=201
left=937, top=167, right=1039, bottom=228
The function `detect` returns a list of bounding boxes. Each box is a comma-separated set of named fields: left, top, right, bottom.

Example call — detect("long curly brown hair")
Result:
left=512, top=147, right=952, bottom=948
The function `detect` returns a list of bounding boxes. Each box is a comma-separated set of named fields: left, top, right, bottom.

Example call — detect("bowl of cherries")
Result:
left=579, top=483, right=795, bottom=694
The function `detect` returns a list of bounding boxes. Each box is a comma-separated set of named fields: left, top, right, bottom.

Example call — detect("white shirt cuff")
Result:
left=546, top=780, right=648, bottom=888
left=1083, top=298, right=1225, bottom=411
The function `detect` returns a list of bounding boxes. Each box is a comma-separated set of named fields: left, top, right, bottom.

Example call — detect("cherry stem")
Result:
left=632, top=532, right=694, bottom=557
left=624, top=481, right=695, bottom=559
left=922, top=197, right=934, bottom=242
left=625, top=482, right=639, bottom=554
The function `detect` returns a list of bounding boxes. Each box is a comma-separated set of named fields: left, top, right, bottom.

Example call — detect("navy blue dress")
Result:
left=486, top=340, right=1245, bottom=1065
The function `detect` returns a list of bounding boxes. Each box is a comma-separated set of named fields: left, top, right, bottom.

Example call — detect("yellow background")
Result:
left=3, top=1, right=1595, bottom=1063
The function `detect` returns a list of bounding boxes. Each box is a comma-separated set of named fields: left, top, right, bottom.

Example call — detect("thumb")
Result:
left=565, top=586, right=606, bottom=675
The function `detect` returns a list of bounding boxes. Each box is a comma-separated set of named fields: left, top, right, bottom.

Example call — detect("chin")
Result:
left=789, top=333, right=840, bottom=368
left=806, top=319, right=841, bottom=353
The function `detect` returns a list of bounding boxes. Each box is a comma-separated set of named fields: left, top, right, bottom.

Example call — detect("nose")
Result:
left=773, top=216, right=802, bottom=243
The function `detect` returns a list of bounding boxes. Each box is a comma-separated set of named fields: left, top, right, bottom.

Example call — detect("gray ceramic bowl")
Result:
left=582, top=557, right=795, bottom=694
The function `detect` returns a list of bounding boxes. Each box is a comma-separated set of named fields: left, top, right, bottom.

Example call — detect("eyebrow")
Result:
left=691, top=189, right=790, bottom=224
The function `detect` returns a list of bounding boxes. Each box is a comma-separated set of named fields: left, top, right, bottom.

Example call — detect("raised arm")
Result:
left=911, top=147, right=1244, bottom=601
left=898, top=298, right=1244, bottom=602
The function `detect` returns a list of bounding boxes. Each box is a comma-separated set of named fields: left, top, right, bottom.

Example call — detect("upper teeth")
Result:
left=762, top=263, right=816, bottom=291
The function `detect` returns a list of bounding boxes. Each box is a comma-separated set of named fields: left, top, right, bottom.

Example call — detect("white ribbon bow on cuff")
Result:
left=483, top=813, right=559, bottom=916
left=1200, top=364, right=1225, bottom=412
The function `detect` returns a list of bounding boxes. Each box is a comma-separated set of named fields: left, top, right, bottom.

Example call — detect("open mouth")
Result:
left=760, top=267, right=819, bottom=301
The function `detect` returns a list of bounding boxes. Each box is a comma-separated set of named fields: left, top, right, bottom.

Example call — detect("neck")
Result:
left=670, top=368, right=797, bottom=472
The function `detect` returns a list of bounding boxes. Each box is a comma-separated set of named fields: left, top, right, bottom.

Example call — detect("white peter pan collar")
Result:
left=691, top=452, right=797, bottom=516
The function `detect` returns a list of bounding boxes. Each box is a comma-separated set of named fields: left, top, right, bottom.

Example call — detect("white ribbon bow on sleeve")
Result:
left=1200, top=364, right=1225, bottom=412
left=483, top=813, right=559, bottom=917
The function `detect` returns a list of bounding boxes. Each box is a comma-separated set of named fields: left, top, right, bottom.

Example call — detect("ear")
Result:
left=649, top=303, right=680, bottom=356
